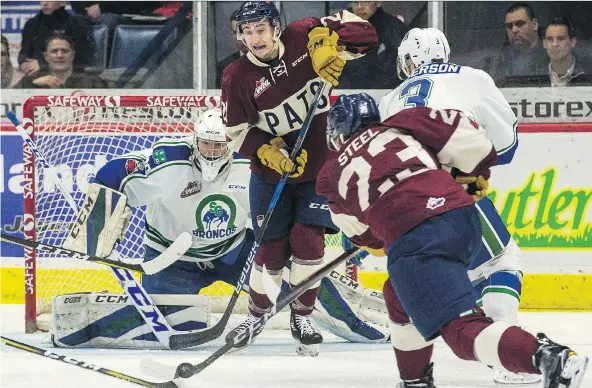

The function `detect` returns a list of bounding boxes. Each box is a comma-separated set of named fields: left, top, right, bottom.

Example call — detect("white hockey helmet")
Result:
left=193, top=108, right=232, bottom=182
left=397, top=27, right=451, bottom=80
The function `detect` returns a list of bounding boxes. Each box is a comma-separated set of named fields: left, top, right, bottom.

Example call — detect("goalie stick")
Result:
left=166, top=81, right=328, bottom=350
left=140, top=247, right=363, bottom=383
left=0, top=233, right=191, bottom=275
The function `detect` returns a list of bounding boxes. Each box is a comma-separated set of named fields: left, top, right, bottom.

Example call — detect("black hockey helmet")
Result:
left=235, top=1, right=281, bottom=32
left=327, top=93, right=380, bottom=151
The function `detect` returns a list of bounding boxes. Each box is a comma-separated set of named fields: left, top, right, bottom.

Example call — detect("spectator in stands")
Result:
left=485, top=3, right=547, bottom=84
left=541, top=17, right=592, bottom=86
left=338, top=1, right=408, bottom=89
left=71, top=2, right=163, bottom=36
left=18, top=1, right=95, bottom=76
left=1, top=35, right=23, bottom=88
left=215, top=9, right=248, bottom=89
left=17, top=34, right=106, bottom=89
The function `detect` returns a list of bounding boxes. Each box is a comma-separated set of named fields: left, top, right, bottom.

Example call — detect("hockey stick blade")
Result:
left=0, top=233, right=189, bottom=275
left=148, top=247, right=362, bottom=383
left=261, top=263, right=281, bottom=303
left=166, top=81, right=328, bottom=351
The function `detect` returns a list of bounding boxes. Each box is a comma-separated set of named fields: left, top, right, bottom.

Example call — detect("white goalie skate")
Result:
left=290, top=313, right=323, bottom=357
left=493, top=368, right=542, bottom=385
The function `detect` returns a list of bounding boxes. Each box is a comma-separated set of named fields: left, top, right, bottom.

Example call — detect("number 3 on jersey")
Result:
left=400, top=78, right=434, bottom=107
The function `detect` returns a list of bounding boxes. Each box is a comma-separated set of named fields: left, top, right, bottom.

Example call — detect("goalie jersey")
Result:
left=95, top=137, right=251, bottom=263
left=378, top=63, right=518, bottom=165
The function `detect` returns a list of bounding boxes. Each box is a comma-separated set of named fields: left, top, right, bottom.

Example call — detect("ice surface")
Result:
left=1, top=304, right=591, bottom=388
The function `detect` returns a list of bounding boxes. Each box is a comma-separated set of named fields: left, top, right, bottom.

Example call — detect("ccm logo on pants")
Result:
left=309, top=203, right=329, bottom=210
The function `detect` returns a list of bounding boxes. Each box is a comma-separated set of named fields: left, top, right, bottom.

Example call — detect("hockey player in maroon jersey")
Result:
left=220, top=1, right=378, bottom=356
left=317, top=94, right=588, bottom=388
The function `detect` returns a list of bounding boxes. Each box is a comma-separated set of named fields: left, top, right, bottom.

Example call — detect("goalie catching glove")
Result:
left=307, top=27, right=346, bottom=86
left=455, top=175, right=489, bottom=201
left=63, top=183, right=132, bottom=257
left=257, top=137, right=307, bottom=178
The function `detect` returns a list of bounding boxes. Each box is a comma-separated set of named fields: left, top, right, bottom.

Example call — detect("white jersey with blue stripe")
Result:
left=95, top=137, right=251, bottom=263
left=378, top=63, right=518, bottom=165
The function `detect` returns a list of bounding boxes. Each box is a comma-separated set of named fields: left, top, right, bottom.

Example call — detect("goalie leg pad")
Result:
left=312, top=270, right=389, bottom=343
left=63, top=183, right=131, bottom=257
left=51, top=293, right=210, bottom=349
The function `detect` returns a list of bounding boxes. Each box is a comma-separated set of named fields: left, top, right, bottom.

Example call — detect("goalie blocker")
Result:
left=51, top=270, right=389, bottom=349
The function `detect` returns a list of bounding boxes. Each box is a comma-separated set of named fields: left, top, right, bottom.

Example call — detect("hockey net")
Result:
left=21, top=94, right=349, bottom=333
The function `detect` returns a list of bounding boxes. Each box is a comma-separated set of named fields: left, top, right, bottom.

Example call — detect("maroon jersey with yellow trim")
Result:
left=316, top=107, right=497, bottom=248
left=221, top=11, right=378, bottom=182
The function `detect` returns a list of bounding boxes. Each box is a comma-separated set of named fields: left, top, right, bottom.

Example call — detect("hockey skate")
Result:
left=534, top=333, right=589, bottom=388
left=396, top=363, right=436, bottom=388
left=290, top=312, right=323, bottom=357
left=492, top=368, right=541, bottom=385
left=225, top=314, right=265, bottom=351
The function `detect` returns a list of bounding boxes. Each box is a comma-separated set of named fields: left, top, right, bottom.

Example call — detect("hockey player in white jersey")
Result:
left=378, top=28, right=538, bottom=386
left=51, top=108, right=390, bottom=349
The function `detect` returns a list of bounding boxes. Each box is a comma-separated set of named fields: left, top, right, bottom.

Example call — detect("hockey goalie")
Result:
left=52, top=108, right=390, bottom=350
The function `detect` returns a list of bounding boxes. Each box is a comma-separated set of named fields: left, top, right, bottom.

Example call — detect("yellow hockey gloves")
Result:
left=257, top=137, right=307, bottom=178
left=455, top=175, right=489, bottom=201
left=364, top=246, right=387, bottom=257
left=307, top=27, right=346, bottom=86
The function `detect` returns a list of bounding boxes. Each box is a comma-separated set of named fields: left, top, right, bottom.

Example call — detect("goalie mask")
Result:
left=193, top=109, right=232, bottom=182
left=397, top=27, right=450, bottom=80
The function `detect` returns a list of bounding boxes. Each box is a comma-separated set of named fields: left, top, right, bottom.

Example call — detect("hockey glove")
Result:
left=455, top=175, right=489, bottom=201
left=307, top=27, right=346, bottom=86
left=364, top=246, right=386, bottom=257
left=257, top=137, right=307, bottom=178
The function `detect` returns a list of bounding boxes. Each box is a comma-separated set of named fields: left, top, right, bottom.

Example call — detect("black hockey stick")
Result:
left=0, top=336, right=174, bottom=387
left=0, top=233, right=191, bottom=275
left=167, top=81, right=328, bottom=350
left=142, top=247, right=362, bottom=384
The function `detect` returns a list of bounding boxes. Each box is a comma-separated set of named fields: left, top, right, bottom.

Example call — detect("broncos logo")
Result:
left=202, top=201, right=230, bottom=230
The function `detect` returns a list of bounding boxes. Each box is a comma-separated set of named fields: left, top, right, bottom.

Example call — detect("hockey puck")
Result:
left=175, top=363, right=195, bottom=379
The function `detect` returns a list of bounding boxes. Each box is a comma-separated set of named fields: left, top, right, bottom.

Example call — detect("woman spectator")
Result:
left=17, top=34, right=106, bottom=88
